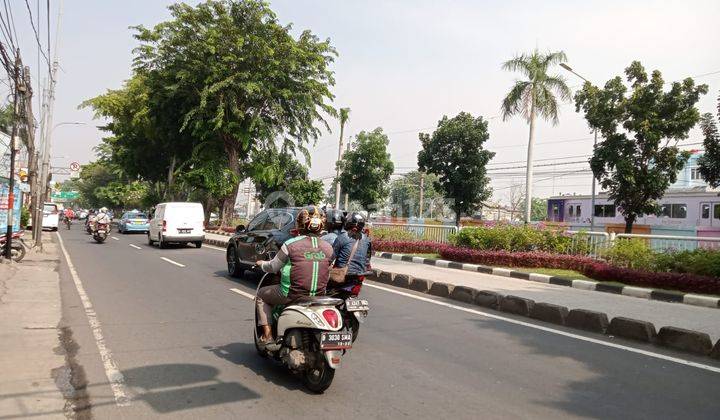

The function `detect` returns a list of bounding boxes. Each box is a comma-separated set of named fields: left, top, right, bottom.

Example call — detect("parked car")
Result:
left=27, top=202, right=60, bottom=231
left=117, top=210, right=150, bottom=234
left=226, top=207, right=300, bottom=277
left=148, top=202, right=205, bottom=248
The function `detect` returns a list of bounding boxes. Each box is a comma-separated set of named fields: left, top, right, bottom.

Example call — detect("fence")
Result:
left=614, top=233, right=720, bottom=252
left=371, top=222, right=458, bottom=243
left=565, top=231, right=610, bottom=258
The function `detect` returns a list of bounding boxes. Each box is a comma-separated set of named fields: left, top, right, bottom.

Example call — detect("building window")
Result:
left=660, top=203, right=687, bottom=219
left=702, top=204, right=710, bottom=219
left=715, top=204, right=720, bottom=220
left=690, top=167, right=701, bottom=180
left=594, top=205, right=616, bottom=218
left=576, top=205, right=581, bottom=217
left=568, top=206, right=574, bottom=217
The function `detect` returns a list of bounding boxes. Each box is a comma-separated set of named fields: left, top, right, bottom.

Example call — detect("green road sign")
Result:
left=51, top=191, right=79, bottom=201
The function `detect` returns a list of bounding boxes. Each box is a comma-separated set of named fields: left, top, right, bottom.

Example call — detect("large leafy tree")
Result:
left=418, top=112, right=495, bottom=226
left=501, top=50, right=571, bottom=223
left=287, top=179, right=325, bottom=206
left=575, top=61, right=708, bottom=233
left=698, top=93, right=720, bottom=188
left=338, top=128, right=394, bottom=213
left=132, top=0, right=336, bottom=226
left=250, top=149, right=309, bottom=204
left=388, top=171, right=442, bottom=218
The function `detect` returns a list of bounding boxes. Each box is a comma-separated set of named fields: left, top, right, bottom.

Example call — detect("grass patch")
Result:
left=512, top=267, right=592, bottom=280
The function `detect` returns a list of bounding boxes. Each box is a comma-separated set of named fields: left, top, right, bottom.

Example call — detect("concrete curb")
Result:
left=367, top=267, right=720, bottom=360
left=374, top=251, right=720, bottom=310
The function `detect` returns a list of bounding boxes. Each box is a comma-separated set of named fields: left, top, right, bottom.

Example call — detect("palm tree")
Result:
left=501, top=50, right=571, bottom=223
left=335, top=107, right=351, bottom=208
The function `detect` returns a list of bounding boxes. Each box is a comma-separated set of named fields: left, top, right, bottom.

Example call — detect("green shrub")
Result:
left=451, top=225, right=577, bottom=254
left=371, top=227, right=416, bottom=241
left=653, top=248, right=720, bottom=278
left=20, top=207, right=30, bottom=228
left=601, top=239, right=654, bottom=270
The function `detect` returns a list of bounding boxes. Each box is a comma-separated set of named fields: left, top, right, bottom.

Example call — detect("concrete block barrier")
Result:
left=377, top=271, right=394, bottom=285
left=428, top=282, right=452, bottom=298
left=449, top=286, right=477, bottom=304
left=409, top=278, right=431, bottom=293
left=656, top=326, right=713, bottom=356
left=499, top=295, right=535, bottom=316
left=711, top=340, right=720, bottom=360
left=608, top=317, right=657, bottom=343
left=474, top=291, right=502, bottom=310
left=366, top=268, right=381, bottom=281
left=392, top=274, right=412, bottom=289
left=566, top=309, right=609, bottom=333
left=529, top=302, right=568, bottom=325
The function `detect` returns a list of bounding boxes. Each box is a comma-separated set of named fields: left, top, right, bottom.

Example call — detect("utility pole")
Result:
left=21, top=66, right=37, bottom=239
left=3, top=50, right=21, bottom=259
left=418, top=172, right=425, bottom=219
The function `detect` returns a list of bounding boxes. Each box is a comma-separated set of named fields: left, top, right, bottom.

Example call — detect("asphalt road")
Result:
left=53, top=226, right=720, bottom=419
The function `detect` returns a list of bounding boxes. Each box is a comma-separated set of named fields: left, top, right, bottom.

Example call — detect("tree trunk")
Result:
left=524, top=97, right=536, bottom=224
left=454, top=211, right=461, bottom=227
left=220, top=138, right=241, bottom=228
left=335, top=121, right=345, bottom=208
left=166, top=155, right=176, bottom=201
left=624, top=215, right=635, bottom=234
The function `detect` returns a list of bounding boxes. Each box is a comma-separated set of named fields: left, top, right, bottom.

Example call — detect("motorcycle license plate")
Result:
left=320, top=331, right=353, bottom=350
left=345, top=298, right=369, bottom=312
left=98, top=230, right=106, bottom=234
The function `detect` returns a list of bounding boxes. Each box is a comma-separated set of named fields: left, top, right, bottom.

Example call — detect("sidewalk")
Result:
left=0, top=236, right=68, bottom=419
left=205, top=232, right=720, bottom=342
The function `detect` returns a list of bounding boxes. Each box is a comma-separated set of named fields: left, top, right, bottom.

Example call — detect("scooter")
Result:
left=0, top=231, right=27, bottom=262
left=326, top=274, right=371, bottom=342
left=253, top=272, right=358, bottom=393
left=93, top=222, right=109, bottom=243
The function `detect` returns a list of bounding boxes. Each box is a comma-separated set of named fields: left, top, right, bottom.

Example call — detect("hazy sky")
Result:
left=9, top=0, right=720, bottom=204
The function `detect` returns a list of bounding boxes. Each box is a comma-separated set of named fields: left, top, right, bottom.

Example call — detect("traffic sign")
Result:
left=69, top=161, right=81, bottom=172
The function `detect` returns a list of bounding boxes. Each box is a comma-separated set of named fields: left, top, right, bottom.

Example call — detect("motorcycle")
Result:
left=93, top=222, right=109, bottom=243
left=0, top=231, right=27, bottom=262
left=327, top=274, right=371, bottom=342
left=64, top=216, right=72, bottom=230
left=253, top=272, right=363, bottom=393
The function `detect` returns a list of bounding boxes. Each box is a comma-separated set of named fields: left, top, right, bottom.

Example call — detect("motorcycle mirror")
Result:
left=235, top=224, right=246, bottom=233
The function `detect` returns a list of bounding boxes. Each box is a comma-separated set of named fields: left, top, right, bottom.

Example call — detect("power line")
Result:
left=23, top=0, right=50, bottom=70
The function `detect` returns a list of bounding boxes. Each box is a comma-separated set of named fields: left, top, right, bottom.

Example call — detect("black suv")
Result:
left=226, top=207, right=301, bottom=277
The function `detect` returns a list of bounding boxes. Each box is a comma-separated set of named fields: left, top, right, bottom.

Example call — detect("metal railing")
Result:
left=371, top=222, right=458, bottom=243
left=614, top=233, right=720, bottom=252
left=565, top=231, right=610, bottom=257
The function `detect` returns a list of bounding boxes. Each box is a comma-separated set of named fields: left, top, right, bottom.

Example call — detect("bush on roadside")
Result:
left=20, top=207, right=30, bottom=228
left=373, top=240, right=444, bottom=254
left=601, top=238, right=654, bottom=270
left=653, top=248, right=720, bottom=278
left=582, top=261, right=720, bottom=295
left=370, top=227, right=416, bottom=241
left=450, top=224, right=579, bottom=254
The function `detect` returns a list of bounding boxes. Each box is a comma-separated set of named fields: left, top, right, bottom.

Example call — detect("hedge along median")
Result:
left=373, top=240, right=720, bottom=296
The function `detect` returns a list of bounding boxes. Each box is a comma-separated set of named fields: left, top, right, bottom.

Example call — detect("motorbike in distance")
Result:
left=92, top=222, right=109, bottom=243
left=251, top=268, right=365, bottom=393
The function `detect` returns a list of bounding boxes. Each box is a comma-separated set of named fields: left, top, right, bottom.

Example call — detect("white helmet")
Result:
left=99, top=207, right=108, bottom=213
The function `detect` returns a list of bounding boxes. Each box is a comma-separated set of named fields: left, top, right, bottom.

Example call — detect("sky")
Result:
left=7, top=0, right=720, bottom=205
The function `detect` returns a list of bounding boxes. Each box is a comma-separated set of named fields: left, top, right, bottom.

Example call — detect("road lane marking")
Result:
left=230, top=288, right=255, bottom=300
left=204, top=244, right=227, bottom=252
left=365, top=283, right=720, bottom=374
left=55, top=232, right=131, bottom=406
left=129, top=244, right=141, bottom=250
left=160, top=257, right=185, bottom=267
left=111, top=236, right=119, bottom=241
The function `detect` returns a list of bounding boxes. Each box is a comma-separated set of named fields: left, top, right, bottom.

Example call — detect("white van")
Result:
left=148, top=202, right=205, bottom=249
left=27, top=202, right=60, bottom=231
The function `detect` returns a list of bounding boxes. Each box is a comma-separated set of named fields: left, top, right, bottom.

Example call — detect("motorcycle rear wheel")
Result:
left=303, top=356, right=335, bottom=394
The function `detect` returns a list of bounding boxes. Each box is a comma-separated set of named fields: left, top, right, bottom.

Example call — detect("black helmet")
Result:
left=326, top=209, right=345, bottom=231
left=344, top=212, right=365, bottom=232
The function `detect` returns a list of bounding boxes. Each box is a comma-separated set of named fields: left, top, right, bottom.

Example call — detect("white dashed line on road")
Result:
left=204, top=244, right=226, bottom=252
left=129, top=244, right=141, bottom=250
left=365, top=283, right=720, bottom=374
left=111, top=236, right=119, bottom=241
left=160, top=257, right=185, bottom=267
left=55, top=232, right=131, bottom=406
left=230, top=288, right=255, bottom=300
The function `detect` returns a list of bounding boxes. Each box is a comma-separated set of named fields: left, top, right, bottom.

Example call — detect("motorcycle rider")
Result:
left=254, top=206, right=335, bottom=345
left=93, top=207, right=112, bottom=232
left=331, top=212, right=372, bottom=295
left=321, top=209, right=345, bottom=245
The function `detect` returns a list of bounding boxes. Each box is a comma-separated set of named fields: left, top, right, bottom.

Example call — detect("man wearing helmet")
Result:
left=321, top=209, right=345, bottom=245
left=93, top=207, right=112, bottom=232
left=331, top=212, right=372, bottom=294
left=255, top=206, right=335, bottom=345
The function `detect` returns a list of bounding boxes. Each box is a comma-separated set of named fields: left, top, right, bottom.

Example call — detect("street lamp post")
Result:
left=33, top=121, right=86, bottom=249
left=560, top=63, right=599, bottom=232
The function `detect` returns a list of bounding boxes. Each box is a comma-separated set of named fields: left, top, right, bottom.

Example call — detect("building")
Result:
left=546, top=151, right=720, bottom=237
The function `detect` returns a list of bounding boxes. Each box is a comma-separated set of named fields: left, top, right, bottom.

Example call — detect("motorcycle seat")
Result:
left=292, top=296, right=343, bottom=307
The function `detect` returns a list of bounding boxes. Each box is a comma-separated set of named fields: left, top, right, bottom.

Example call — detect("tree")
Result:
left=287, top=179, right=325, bottom=206
left=133, top=0, right=336, bottom=226
left=338, top=128, right=394, bottom=213
left=501, top=50, right=571, bottom=223
left=250, top=149, right=309, bottom=204
left=517, top=197, right=547, bottom=221
left=334, top=107, right=350, bottom=208
left=388, top=171, right=442, bottom=218
left=418, top=112, right=495, bottom=226
left=698, top=92, right=720, bottom=188
left=575, top=61, right=708, bottom=233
